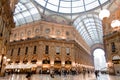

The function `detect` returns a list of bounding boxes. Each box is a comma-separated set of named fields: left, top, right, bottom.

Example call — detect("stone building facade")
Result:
left=103, top=9, right=120, bottom=75
left=6, top=21, right=94, bottom=73
left=0, top=0, right=15, bottom=76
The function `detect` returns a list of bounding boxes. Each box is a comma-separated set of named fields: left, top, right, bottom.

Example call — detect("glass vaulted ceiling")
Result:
left=73, top=13, right=103, bottom=47
left=34, top=0, right=109, bottom=14
left=13, top=0, right=110, bottom=47
left=14, top=0, right=41, bottom=26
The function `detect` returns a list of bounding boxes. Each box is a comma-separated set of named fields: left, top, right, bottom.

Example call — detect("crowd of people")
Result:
left=14, top=69, right=101, bottom=80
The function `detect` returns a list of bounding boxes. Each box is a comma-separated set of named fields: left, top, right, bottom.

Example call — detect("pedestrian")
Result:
left=88, top=70, right=90, bottom=77
left=50, top=70, right=54, bottom=78
left=26, top=72, right=32, bottom=80
left=83, top=70, right=86, bottom=78
left=95, top=70, right=99, bottom=78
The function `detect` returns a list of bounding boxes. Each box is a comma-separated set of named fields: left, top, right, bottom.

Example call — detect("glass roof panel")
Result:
left=48, top=0, right=59, bottom=5
left=13, top=17, right=19, bottom=26
left=34, top=0, right=109, bottom=14
left=17, top=3, right=27, bottom=11
left=59, top=7, right=71, bottom=13
left=29, top=8, right=38, bottom=15
left=14, top=0, right=41, bottom=27
left=72, top=7, right=84, bottom=13
left=25, top=3, right=34, bottom=9
left=20, top=0, right=29, bottom=3
left=15, top=13, right=23, bottom=19
left=86, top=1, right=99, bottom=11
left=25, top=16, right=33, bottom=23
left=72, top=0, right=83, bottom=7
left=73, top=13, right=103, bottom=47
left=46, top=3, right=58, bottom=11
left=22, top=11, right=30, bottom=17
left=60, top=1, right=71, bottom=7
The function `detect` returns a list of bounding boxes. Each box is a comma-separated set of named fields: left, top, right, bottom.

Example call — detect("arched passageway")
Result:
left=93, top=48, right=107, bottom=71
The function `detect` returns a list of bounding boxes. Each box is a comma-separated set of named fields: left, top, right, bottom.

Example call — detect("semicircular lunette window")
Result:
left=34, top=0, right=109, bottom=14
left=14, top=0, right=41, bottom=26
left=73, top=13, right=103, bottom=47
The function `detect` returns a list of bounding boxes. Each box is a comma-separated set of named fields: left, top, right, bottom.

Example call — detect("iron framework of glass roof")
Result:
left=14, top=0, right=41, bottom=26
left=13, top=0, right=110, bottom=47
left=34, top=0, right=109, bottom=14
left=73, top=13, right=103, bottom=47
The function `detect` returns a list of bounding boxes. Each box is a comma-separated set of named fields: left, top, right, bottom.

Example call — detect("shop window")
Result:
left=23, top=60, right=28, bottom=64
left=31, top=59, right=37, bottom=64
left=112, top=60, right=120, bottom=64
left=54, top=60, right=61, bottom=64
left=15, top=60, right=20, bottom=64
left=54, top=57, right=61, bottom=65
left=8, top=61, right=13, bottom=64
left=43, top=59, right=50, bottom=64
left=65, top=60, right=71, bottom=64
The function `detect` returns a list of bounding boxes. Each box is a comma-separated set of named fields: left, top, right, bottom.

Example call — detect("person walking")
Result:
left=50, top=70, right=54, bottom=78
left=26, top=72, right=32, bottom=80
left=95, top=70, right=99, bottom=78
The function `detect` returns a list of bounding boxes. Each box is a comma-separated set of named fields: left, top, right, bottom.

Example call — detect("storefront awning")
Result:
left=5, top=63, right=37, bottom=69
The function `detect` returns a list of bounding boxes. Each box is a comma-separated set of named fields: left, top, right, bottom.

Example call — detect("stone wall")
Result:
left=103, top=9, right=120, bottom=75
left=0, top=0, right=15, bottom=76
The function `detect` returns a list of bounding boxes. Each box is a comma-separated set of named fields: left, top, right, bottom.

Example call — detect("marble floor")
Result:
left=0, top=73, right=120, bottom=80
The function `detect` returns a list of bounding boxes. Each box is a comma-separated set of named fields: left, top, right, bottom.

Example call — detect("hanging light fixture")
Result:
left=111, top=0, right=120, bottom=28
left=98, top=0, right=110, bottom=20
left=99, top=9, right=110, bottom=20
left=111, top=20, right=120, bottom=28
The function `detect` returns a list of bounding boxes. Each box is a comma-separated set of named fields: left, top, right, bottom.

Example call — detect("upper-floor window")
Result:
left=66, top=31, right=70, bottom=36
left=11, top=49, right=14, bottom=56
left=25, top=47, right=28, bottom=55
left=111, top=42, right=116, bottom=52
left=18, top=48, right=20, bottom=55
left=45, top=28, right=50, bottom=34
left=20, top=32, right=24, bottom=37
left=35, top=29, right=39, bottom=33
left=0, top=33, right=2, bottom=37
left=14, top=34, right=16, bottom=38
left=66, top=47, right=70, bottom=55
left=56, top=46, right=60, bottom=54
left=56, top=30, right=61, bottom=35
left=27, top=31, right=31, bottom=36
left=45, top=45, right=49, bottom=54
left=33, top=46, right=37, bottom=54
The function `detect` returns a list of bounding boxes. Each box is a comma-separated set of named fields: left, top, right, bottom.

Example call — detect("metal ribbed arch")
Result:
left=14, top=0, right=41, bottom=26
left=73, top=13, right=103, bottom=47
left=34, top=0, right=109, bottom=14
left=13, top=16, right=21, bottom=26
left=84, top=22, right=101, bottom=27
left=30, top=0, right=43, bottom=17
left=21, top=2, right=35, bottom=22
left=17, top=3, right=28, bottom=23
left=75, top=17, right=101, bottom=24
